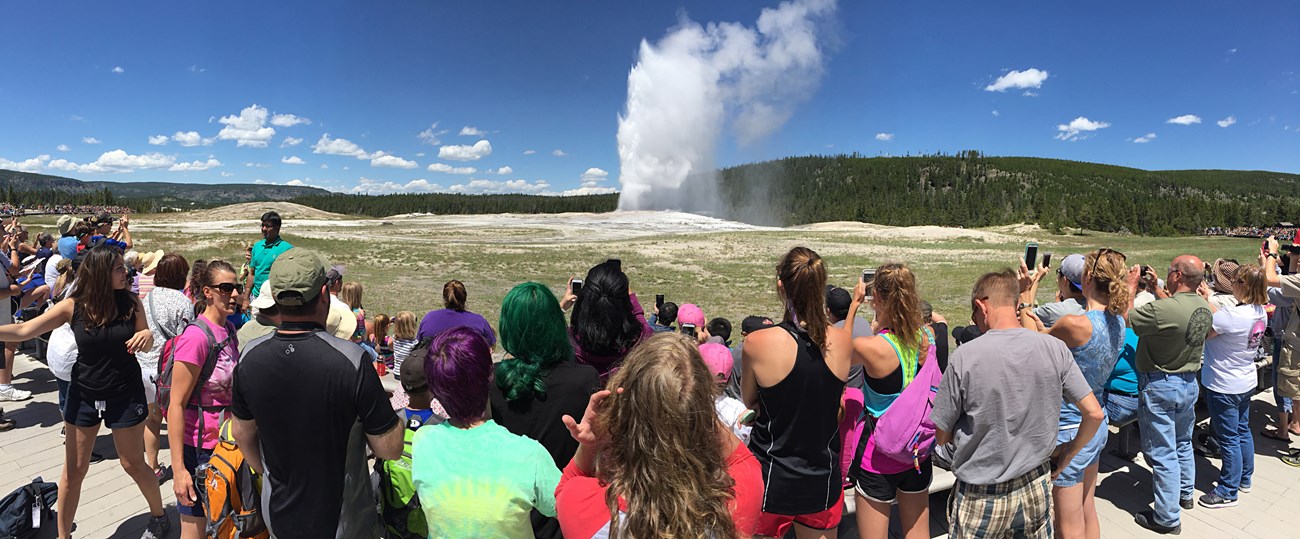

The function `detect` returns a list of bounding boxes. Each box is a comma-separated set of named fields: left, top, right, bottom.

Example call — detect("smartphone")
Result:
left=608, top=258, right=622, bottom=271
left=655, top=294, right=665, bottom=308
left=1263, top=239, right=1272, bottom=257
left=681, top=323, right=697, bottom=338
left=1024, top=242, right=1039, bottom=268
left=738, top=409, right=758, bottom=426
left=862, top=268, right=876, bottom=284
left=1041, top=252, right=1053, bottom=269
left=570, top=279, right=584, bottom=296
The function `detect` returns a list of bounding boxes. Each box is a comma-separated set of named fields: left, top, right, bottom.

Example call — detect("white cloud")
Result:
left=172, top=131, right=214, bottom=147
left=459, top=126, right=487, bottom=137
left=269, top=113, right=311, bottom=127
left=579, top=167, right=610, bottom=187
left=991, top=110, right=999, bottom=117
left=48, top=158, right=78, bottom=172
left=169, top=158, right=222, bottom=172
left=495, top=166, right=513, bottom=175
left=244, top=162, right=271, bottom=168
left=448, top=179, right=551, bottom=195
left=415, top=152, right=425, bottom=157
left=280, top=136, right=303, bottom=147
left=551, top=149, right=567, bottom=157
left=427, top=163, right=477, bottom=174
left=148, top=135, right=169, bottom=146
left=1217, top=116, right=1236, bottom=128
left=111, top=66, right=124, bottom=74
left=1055, top=116, right=1110, bottom=141
left=875, top=132, right=894, bottom=141
left=1228, top=48, right=1238, bottom=54
left=559, top=186, right=618, bottom=196
left=438, top=140, right=493, bottom=161
left=1166, top=114, right=1202, bottom=125
left=281, top=156, right=306, bottom=165
left=418, top=123, right=448, bottom=146
left=0, top=155, right=51, bottom=172
left=79, top=149, right=175, bottom=173
left=286, top=179, right=307, bottom=187
left=369, top=152, right=418, bottom=169
left=190, top=64, right=205, bottom=73
left=56, top=144, right=70, bottom=152
left=217, top=104, right=276, bottom=147
left=984, top=68, right=1049, bottom=92
left=82, top=137, right=101, bottom=144
left=348, top=177, right=445, bottom=195
left=523, top=149, right=536, bottom=155
left=312, top=134, right=370, bottom=158
left=320, top=164, right=328, bottom=169
left=1022, top=91, right=1039, bottom=97
left=220, top=172, right=234, bottom=177
left=1133, top=133, right=1157, bottom=143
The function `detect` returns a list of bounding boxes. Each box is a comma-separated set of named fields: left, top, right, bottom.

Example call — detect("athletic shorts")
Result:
left=852, top=458, right=933, bottom=504
left=1279, top=344, right=1300, bottom=400
left=177, top=444, right=214, bottom=517
left=755, top=490, right=844, bottom=537
left=64, top=386, right=149, bottom=429
left=1053, top=415, right=1109, bottom=487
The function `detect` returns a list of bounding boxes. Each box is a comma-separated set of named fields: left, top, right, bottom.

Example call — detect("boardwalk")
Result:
left=2, top=343, right=1298, bottom=538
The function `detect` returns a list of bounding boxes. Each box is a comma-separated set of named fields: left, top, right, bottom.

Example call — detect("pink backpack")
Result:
left=848, top=330, right=942, bottom=472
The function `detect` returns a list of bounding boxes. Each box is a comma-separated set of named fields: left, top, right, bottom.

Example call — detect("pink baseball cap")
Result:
left=677, top=303, right=706, bottom=327
left=698, top=343, right=733, bottom=384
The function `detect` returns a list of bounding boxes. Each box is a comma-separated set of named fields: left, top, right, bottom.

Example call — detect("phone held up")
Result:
left=1024, top=242, right=1039, bottom=270
left=655, top=294, right=665, bottom=309
left=862, top=268, right=877, bottom=300
left=570, top=279, right=584, bottom=297
left=681, top=323, right=697, bottom=338
left=1041, top=252, right=1053, bottom=269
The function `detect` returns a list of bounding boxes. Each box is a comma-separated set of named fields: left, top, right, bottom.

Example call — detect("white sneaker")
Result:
left=0, top=386, right=31, bottom=402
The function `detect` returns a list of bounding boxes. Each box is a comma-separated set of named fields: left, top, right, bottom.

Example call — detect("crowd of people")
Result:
left=1, top=210, right=1299, bottom=539
left=0, top=203, right=132, bottom=217
left=1204, top=226, right=1297, bottom=241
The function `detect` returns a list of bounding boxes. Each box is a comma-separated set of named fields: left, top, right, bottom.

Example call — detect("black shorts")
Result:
left=852, top=458, right=933, bottom=504
left=177, top=445, right=214, bottom=517
left=64, top=386, right=149, bottom=429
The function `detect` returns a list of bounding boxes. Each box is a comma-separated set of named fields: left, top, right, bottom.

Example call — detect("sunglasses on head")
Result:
left=1090, top=248, right=1127, bottom=276
left=209, top=282, right=244, bottom=294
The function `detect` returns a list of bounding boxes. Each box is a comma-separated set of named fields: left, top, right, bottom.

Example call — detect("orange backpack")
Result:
left=196, top=419, right=269, bottom=539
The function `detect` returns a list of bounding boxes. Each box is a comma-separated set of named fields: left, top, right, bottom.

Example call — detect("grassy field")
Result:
left=17, top=209, right=1266, bottom=336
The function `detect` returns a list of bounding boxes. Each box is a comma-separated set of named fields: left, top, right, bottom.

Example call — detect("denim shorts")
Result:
left=1054, top=410, right=1109, bottom=487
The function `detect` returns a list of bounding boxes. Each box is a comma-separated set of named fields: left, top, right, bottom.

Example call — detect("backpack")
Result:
left=195, top=419, right=269, bottom=539
left=156, top=320, right=232, bottom=419
left=0, top=478, right=57, bottom=539
left=375, top=412, right=444, bottom=539
left=850, top=329, right=943, bottom=472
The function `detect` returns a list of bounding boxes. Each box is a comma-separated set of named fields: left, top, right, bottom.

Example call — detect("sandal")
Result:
left=1261, top=428, right=1292, bottom=441
left=1282, top=449, right=1300, bottom=468
left=0, top=418, right=15, bottom=432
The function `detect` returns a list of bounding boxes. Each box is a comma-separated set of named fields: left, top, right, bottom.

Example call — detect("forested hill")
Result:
left=290, top=192, right=619, bottom=216
left=715, top=153, right=1300, bottom=235
left=0, top=169, right=328, bottom=209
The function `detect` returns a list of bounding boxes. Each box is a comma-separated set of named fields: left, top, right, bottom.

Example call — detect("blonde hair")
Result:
left=597, top=333, right=738, bottom=539
left=339, top=281, right=364, bottom=310
left=872, top=263, right=929, bottom=355
left=393, top=311, right=418, bottom=340
left=1083, top=249, right=1132, bottom=315
left=1235, top=265, right=1268, bottom=305
left=373, top=313, right=391, bottom=342
left=776, top=247, right=830, bottom=349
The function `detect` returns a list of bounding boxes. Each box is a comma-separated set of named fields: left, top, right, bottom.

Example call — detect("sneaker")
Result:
left=59, top=427, right=65, bottom=438
left=154, top=465, right=172, bottom=485
left=0, top=386, right=31, bottom=402
left=89, top=452, right=105, bottom=464
left=0, top=418, right=14, bottom=432
left=1283, top=449, right=1300, bottom=468
left=1179, top=497, right=1194, bottom=510
left=1239, top=481, right=1252, bottom=493
left=1134, top=511, right=1181, bottom=535
left=140, top=514, right=170, bottom=539
left=1198, top=493, right=1237, bottom=509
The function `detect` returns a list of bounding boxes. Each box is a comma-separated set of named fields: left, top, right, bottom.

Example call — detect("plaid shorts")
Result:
left=948, top=462, right=1052, bottom=539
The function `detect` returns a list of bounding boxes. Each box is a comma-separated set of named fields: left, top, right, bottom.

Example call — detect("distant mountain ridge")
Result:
left=0, top=169, right=328, bottom=205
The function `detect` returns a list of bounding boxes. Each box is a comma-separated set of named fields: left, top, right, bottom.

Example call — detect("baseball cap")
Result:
left=677, top=303, right=705, bottom=327
left=325, top=265, right=345, bottom=285
left=825, top=286, right=851, bottom=320
left=250, top=281, right=276, bottom=310
left=269, top=248, right=328, bottom=306
left=400, top=348, right=430, bottom=393
left=698, top=343, right=733, bottom=384
left=56, top=215, right=76, bottom=236
left=90, top=210, right=115, bottom=226
left=1058, top=254, right=1086, bottom=290
left=741, top=315, right=774, bottom=335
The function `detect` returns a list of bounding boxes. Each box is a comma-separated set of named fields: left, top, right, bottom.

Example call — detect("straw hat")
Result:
left=140, top=250, right=165, bottom=275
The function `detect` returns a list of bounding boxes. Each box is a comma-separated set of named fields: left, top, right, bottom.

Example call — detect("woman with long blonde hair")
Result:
left=1020, top=248, right=1130, bottom=539
left=556, top=332, right=763, bottom=538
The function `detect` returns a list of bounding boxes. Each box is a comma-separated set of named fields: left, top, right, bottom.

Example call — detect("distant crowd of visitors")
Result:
left=1, top=210, right=1299, bottom=539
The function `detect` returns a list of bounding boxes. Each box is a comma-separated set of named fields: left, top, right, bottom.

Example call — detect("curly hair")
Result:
left=1083, top=249, right=1132, bottom=315
left=597, top=333, right=738, bottom=539
left=495, top=282, right=574, bottom=401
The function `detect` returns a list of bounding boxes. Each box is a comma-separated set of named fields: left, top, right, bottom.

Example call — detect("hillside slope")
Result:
left=0, top=169, right=328, bottom=206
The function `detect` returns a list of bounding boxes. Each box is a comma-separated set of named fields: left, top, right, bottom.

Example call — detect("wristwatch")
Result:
left=1017, top=303, right=1032, bottom=313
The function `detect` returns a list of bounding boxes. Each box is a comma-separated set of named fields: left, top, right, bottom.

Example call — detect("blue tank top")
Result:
left=1061, top=310, right=1125, bottom=424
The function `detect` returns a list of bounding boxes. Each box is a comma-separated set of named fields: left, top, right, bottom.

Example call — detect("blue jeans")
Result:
left=1275, top=339, right=1293, bottom=414
left=1103, top=390, right=1140, bottom=426
left=1138, top=371, right=1198, bottom=527
left=1207, top=390, right=1254, bottom=499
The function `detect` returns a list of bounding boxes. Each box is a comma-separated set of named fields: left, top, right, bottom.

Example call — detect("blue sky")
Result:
left=1, top=0, right=1297, bottom=197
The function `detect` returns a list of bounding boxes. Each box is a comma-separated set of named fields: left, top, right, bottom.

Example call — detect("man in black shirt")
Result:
left=231, top=248, right=402, bottom=539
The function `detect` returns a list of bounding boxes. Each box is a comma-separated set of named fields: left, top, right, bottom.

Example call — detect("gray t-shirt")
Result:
left=930, top=327, right=1092, bottom=485
left=1034, top=298, right=1086, bottom=328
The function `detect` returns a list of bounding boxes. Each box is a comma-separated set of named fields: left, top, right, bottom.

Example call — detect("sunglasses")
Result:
left=1089, top=248, right=1127, bottom=277
left=208, top=282, right=244, bottom=294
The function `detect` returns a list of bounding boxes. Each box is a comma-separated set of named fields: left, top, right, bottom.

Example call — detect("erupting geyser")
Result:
left=615, top=0, right=838, bottom=214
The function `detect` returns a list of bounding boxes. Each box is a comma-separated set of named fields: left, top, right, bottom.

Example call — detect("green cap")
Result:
left=269, top=248, right=328, bottom=306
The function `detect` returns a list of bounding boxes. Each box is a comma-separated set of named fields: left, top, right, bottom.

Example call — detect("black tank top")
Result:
left=748, top=321, right=847, bottom=514
left=71, top=296, right=143, bottom=400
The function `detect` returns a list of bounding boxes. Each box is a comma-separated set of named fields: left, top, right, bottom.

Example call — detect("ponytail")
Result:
left=873, top=263, right=928, bottom=356
left=443, top=279, right=467, bottom=311
left=776, top=247, right=830, bottom=349
left=1086, top=249, right=1132, bottom=316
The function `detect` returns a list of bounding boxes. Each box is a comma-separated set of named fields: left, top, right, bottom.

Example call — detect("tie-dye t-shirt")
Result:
left=412, top=419, right=560, bottom=538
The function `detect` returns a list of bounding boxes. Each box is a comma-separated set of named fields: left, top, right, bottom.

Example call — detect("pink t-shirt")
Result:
left=172, top=316, right=238, bottom=449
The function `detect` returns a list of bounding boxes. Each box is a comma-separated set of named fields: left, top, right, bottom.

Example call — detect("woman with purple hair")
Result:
left=410, top=326, right=561, bottom=538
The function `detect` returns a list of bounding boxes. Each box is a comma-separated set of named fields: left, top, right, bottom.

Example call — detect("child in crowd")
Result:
left=397, top=346, right=445, bottom=429
left=373, top=313, right=394, bottom=370
left=392, top=311, right=418, bottom=374
left=700, top=342, right=752, bottom=444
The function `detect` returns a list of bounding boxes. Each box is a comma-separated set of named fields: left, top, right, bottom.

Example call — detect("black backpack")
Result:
left=0, top=478, right=57, bottom=539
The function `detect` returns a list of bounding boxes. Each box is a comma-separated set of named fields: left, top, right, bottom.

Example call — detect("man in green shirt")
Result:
left=245, top=211, right=293, bottom=299
left=1127, top=255, right=1211, bottom=535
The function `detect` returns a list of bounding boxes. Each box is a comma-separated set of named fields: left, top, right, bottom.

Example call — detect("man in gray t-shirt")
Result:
left=931, top=269, right=1103, bottom=539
